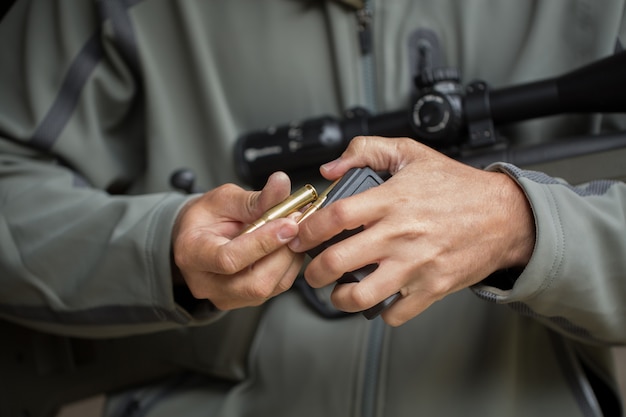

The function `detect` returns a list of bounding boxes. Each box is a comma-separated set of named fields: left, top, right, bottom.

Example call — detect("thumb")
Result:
left=245, top=171, right=293, bottom=221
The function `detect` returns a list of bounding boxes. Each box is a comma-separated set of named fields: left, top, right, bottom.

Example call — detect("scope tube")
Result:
left=488, top=51, right=626, bottom=126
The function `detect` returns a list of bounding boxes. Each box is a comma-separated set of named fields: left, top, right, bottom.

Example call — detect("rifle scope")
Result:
left=235, top=51, right=626, bottom=187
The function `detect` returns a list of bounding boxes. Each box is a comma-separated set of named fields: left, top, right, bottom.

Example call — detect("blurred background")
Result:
left=56, top=347, right=626, bottom=417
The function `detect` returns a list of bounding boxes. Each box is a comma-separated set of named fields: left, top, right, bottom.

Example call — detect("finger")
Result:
left=362, top=264, right=458, bottom=327
left=230, top=247, right=301, bottom=305
left=290, top=199, right=362, bottom=253
left=320, top=136, right=423, bottom=179
left=205, top=247, right=304, bottom=310
left=220, top=217, right=299, bottom=273
left=302, top=222, right=392, bottom=288
left=184, top=217, right=299, bottom=275
left=303, top=240, right=367, bottom=289
left=268, top=250, right=305, bottom=298
left=328, top=261, right=405, bottom=312
left=328, top=262, right=441, bottom=327
left=290, top=186, right=388, bottom=253
left=379, top=286, right=444, bottom=327
left=379, top=291, right=434, bottom=327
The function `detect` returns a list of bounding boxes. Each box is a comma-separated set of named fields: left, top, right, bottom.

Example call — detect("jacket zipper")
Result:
left=549, top=332, right=604, bottom=417
left=113, top=373, right=198, bottom=417
left=357, top=0, right=377, bottom=113
left=475, top=287, right=605, bottom=416
left=355, top=2, right=384, bottom=417
left=361, top=317, right=387, bottom=417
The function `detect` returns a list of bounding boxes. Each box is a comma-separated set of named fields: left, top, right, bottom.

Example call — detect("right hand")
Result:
left=171, top=172, right=304, bottom=310
left=290, top=136, right=535, bottom=326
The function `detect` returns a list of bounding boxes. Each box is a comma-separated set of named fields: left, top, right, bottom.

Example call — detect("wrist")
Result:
left=497, top=173, right=536, bottom=269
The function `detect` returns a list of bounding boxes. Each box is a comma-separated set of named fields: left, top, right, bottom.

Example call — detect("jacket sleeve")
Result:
left=472, top=163, right=626, bottom=345
left=0, top=1, right=220, bottom=338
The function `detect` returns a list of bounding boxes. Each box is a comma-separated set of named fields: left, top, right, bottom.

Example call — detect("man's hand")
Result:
left=289, top=136, right=535, bottom=326
left=172, top=172, right=304, bottom=310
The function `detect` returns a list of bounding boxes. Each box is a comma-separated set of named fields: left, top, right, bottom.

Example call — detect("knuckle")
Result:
left=182, top=273, right=212, bottom=301
left=213, top=183, right=245, bottom=211
left=218, top=183, right=240, bottom=194
left=275, top=278, right=292, bottom=295
left=186, top=283, right=206, bottom=300
left=317, top=247, right=347, bottom=277
left=385, top=315, right=405, bottom=327
left=349, top=285, right=377, bottom=310
left=206, top=183, right=233, bottom=203
left=387, top=310, right=416, bottom=327
left=172, top=233, right=199, bottom=270
left=214, top=247, right=242, bottom=274
left=255, top=234, right=279, bottom=257
left=351, top=135, right=371, bottom=153
left=246, top=190, right=261, bottom=216
left=397, top=137, right=414, bottom=149
left=297, top=218, right=315, bottom=240
left=172, top=249, right=190, bottom=271
left=425, top=275, right=454, bottom=300
left=245, top=280, right=275, bottom=301
left=328, top=200, right=352, bottom=227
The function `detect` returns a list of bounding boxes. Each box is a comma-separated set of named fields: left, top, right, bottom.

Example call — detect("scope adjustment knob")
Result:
left=414, top=67, right=461, bottom=89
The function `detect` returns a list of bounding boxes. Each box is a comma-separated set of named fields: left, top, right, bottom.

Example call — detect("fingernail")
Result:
left=320, top=159, right=339, bottom=173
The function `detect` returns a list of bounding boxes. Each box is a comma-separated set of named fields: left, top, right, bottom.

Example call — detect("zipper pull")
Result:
left=356, top=7, right=372, bottom=55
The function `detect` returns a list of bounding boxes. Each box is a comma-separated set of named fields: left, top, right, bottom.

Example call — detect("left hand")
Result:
left=172, top=171, right=304, bottom=310
left=289, top=136, right=535, bottom=326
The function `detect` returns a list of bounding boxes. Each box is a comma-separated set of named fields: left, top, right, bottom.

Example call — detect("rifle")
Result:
left=235, top=51, right=626, bottom=188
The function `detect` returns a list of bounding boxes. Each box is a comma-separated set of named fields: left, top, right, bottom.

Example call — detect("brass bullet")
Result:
left=242, top=184, right=318, bottom=234
left=297, top=178, right=341, bottom=224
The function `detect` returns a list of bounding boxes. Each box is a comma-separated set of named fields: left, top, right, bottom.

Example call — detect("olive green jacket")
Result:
left=1, top=1, right=625, bottom=416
